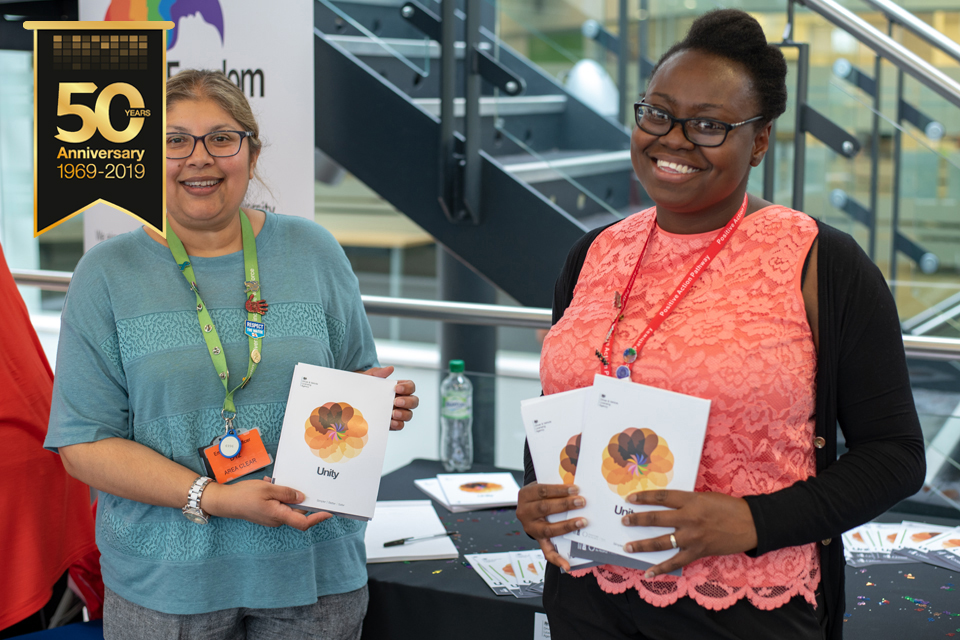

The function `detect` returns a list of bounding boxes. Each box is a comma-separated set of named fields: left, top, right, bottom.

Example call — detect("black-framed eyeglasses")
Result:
left=634, top=102, right=764, bottom=147
left=166, top=130, right=254, bottom=159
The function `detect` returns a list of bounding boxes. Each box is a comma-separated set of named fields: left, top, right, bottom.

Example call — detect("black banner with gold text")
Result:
left=26, top=21, right=172, bottom=237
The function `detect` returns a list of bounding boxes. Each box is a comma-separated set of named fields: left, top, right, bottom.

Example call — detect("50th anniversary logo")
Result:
left=25, top=21, right=173, bottom=237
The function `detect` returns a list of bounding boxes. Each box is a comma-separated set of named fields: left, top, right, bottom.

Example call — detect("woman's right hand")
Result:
left=202, top=478, right=332, bottom=531
left=516, top=482, right=588, bottom=571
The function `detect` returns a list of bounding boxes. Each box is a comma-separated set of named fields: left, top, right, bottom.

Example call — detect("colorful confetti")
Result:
left=432, top=570, right=442, bottom=574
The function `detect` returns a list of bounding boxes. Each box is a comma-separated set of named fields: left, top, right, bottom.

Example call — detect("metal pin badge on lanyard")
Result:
left=219, top=410, right=242, bottom=459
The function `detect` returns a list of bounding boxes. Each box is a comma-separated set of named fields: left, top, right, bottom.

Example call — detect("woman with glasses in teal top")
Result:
left=45, top=69, right=419, bottom=640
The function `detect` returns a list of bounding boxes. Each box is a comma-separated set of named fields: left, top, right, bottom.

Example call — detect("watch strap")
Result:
left=186, top=476, right=213, bottom=513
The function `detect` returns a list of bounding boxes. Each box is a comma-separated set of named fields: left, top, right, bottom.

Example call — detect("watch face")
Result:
left=183, top=507, right=208, bottom=525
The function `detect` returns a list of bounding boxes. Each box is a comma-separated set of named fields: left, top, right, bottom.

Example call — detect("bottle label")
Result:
left=442, top=393, right=472, bottom=419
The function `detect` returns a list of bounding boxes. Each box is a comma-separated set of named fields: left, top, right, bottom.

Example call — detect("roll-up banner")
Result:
left=77, top=1, right=315, bottom=252
left=25, top=21, right=172, bottom=238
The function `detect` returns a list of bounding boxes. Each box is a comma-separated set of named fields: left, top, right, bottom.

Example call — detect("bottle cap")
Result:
left=449, top=359, right=465, bottom=373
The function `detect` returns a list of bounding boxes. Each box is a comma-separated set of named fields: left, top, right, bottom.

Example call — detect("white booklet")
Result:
left=271, top=363, right=395, bottom=520
left=520, top=387, right=607, bottom=569
left=564, top=374, right=711, bottom=571
left=414, top=477, right=472, bottom=513
left=364, top=500, right=459, bottom=563
left=435, top=472, right=520, bottom=509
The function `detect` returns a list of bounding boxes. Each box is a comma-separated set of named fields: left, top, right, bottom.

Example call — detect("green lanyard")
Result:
left=166, top=211, right=264, bottom=432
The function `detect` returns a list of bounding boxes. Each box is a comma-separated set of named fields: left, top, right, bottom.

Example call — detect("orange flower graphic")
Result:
left=304, top=402, right=368, bottom=462
left=943, top=539, right=960, bottom=549
left=459, top=482, right=503, bottom=493
left=910, top=532, right=936, bottom=543
left=559, top=434, right=581, bottom=485
left=601, top=428, right=674, bottom=497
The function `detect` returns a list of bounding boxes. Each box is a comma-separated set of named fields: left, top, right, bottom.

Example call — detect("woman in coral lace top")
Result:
left=517, top=10, right=925, bottom=640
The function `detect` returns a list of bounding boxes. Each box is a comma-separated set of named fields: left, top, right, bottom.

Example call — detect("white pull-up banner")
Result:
left=80, top=0, right=315, bottom=251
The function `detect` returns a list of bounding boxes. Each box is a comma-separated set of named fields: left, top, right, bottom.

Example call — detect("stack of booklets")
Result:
left=520, top=374, right=711, bottom=573
left=465, top=550, right=547, bottom=598
left=364, top=500, right=459, bottom=563
left=843, top=521, right=960, bottom=569
left=415, top=472, right=520, bottom=513
left=271, top=363, right=397, bottom=520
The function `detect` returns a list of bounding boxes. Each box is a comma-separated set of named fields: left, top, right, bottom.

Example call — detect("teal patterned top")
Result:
left=46, top=211, right=379, bottom=614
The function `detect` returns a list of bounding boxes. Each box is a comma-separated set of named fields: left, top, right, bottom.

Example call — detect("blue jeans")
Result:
left=102, top=585, right=369, bottom=640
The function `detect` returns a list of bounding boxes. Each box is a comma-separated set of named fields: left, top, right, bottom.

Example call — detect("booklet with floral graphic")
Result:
left=271, top=363, right=396, bottom=520
left=564, top=374, right=711, bottom=571
left=521, top=387, right=608, bottom=569
left=434, top=472, right=520, bottom=509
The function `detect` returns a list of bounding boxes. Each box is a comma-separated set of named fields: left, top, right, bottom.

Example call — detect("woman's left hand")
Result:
left=360, top=366, right=419, bottom=431
left=621, top=490, right=758, bottom=579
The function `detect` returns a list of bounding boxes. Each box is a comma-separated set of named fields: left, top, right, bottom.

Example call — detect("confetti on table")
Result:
left=432, top=570, right=442, bottom=574
left=866, top=582, right=875, bottom=586
left=906, top=574, right=916, bottom=579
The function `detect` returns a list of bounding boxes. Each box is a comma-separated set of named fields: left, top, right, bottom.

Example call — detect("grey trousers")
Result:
left=103, top=585, right=369, bottom=640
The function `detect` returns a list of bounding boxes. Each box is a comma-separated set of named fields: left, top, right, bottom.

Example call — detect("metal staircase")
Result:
left=313, top=0, right=634, bottom=309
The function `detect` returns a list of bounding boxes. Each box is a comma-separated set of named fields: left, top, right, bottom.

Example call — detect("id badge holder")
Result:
left=200, top=422, right=273, bottom=484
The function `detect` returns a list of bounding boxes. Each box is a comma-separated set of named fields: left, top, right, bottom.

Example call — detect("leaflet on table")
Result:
left=414, top=477, right=471, bottom=513
left=892, top=521, right=957, bottom=568
left=271, top=363, right=395, bottom=521
left=520, top=387, right=607, bottom=569
left=564, top=375, right=711, bottom=571
left=364, top=500, right=459, bottom=563
left=918, top=528, right=960, bottom=570
left=466, top=551, right=546, bottom=598
left=435, top=472, right=520, bottom=508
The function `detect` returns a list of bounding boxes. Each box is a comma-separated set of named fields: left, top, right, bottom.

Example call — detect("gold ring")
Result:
left=669, top=533, right=678, bottom=549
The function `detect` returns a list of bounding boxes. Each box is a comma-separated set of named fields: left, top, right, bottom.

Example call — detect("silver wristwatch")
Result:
left=182, top=476, right=213, bottom=524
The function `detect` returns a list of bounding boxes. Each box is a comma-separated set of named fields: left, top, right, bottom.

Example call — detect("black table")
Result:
left=362, top=459, right=542, bottom=640
left=363, top=460, right=960, bottom=640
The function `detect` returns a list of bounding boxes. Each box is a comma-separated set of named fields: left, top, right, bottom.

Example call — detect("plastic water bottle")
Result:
left=440, top=359, right=473, bottom=472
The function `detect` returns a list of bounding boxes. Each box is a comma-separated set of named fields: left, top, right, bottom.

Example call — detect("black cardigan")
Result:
left=523, top=218, right=926, bottom=640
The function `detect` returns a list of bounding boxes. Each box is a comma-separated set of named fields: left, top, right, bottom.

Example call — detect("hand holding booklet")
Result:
left=522, top=374, right=711, bottom=572
left=271, top=363, right=396, bottom=520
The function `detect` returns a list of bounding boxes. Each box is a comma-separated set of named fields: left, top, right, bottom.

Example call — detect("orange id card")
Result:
left=201, top=429, right=272, bottom=484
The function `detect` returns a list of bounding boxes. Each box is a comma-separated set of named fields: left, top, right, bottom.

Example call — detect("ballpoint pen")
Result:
left=383, top=531, right=459, bottom=547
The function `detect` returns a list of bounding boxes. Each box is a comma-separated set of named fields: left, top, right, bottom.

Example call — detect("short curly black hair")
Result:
left=648, top=9, right=788, bottom=124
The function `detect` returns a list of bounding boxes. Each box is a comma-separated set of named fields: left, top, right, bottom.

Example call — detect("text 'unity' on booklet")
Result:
left=524, top=375, right=709, bottom=571
left=565, top=375, right=711, bottom=569
left=271, top=363, right=396, bottom=521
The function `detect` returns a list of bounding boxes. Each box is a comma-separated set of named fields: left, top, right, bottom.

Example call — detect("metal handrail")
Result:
left=797, top=0, right=960, bottom=109
left=858, top=0, right=960, bottom=65
left=361, top=295, right=551, bottom=328
left=14, top=268, right=960, bottom=356
left=10, top=268, right=553, bottom=329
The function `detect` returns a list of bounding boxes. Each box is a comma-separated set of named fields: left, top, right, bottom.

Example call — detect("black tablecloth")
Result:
left=361, top=459, right=542, bottom=640
left=362, top=460, right=960, bottom=640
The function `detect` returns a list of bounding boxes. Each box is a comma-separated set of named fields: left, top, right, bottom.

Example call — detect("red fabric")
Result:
left=68, top=503, right=104, bottom=619
left=0, top=243, right=99, bottom=630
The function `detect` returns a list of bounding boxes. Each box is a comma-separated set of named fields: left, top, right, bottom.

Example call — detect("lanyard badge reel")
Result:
left=219, top=410, right=242, bottom=459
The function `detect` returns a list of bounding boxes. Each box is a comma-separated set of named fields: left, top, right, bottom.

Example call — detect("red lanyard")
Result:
left=599, top=195, right=748, bottom=379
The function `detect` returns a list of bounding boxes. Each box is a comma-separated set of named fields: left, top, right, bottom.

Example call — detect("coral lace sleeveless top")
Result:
left=540, top=205, right=820, bottom=611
